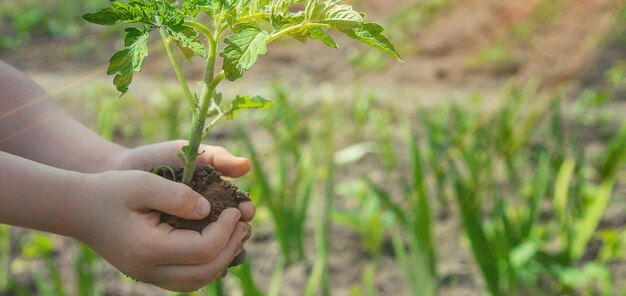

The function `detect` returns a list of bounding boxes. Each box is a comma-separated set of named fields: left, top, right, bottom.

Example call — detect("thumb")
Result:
left=131, top=174, right=211, bottom=220
left=197, top=145, right=252, bottom=178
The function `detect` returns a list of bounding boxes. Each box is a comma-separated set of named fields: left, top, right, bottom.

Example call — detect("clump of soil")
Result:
left=157, top=166, right=251, bottom=232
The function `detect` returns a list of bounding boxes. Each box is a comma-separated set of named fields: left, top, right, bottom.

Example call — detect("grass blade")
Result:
left=366, top=178, right=409, bottom=227
left=523, top=153, right=550, bottom=238
left=571, top=121, right=626, bottom=260
left=407, top=124, right=437, bottom=282
left=230, top=262, right=264, bottom=296
left=74, top=244, right=101, bottom=296
left=203, top=280, right=224, bottom=296
left=0, top=225, right=9, bottom=293
left=554, top=158, right=576, bottom=227
left=452, top=174, right=500, bottom=295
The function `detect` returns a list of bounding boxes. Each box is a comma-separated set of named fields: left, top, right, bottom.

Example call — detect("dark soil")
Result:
left=157, top=166, right=251, bottom=232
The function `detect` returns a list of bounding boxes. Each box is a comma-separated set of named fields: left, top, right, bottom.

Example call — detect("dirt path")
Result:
left=418, top=0, right=543, bottom=57
left=514, top=0, right=623, bottom=89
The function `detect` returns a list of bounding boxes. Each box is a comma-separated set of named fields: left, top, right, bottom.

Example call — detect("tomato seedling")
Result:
left=84, top=0, right=402, bottom=229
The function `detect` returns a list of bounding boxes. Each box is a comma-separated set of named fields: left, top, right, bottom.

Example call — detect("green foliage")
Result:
left=333, top=180, right=394, bottom=256
left=220, top=25, right=270, bottom=81
left=84, top=0, right=401, bottom=94
left=107, top=30, right=150, bottom=94
left=226, top=95, right=275, bottom=119
left=0, top=0, right=108, bottom=50
left=236, top=90, right=315, bottom=264
left=0, top=226, right=9, bottom=293
left=84, top=0, right=401, bottom=184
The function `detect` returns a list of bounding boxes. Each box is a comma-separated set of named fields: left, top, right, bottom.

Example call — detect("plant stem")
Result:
left=184, top=20, right=215, bottom=45
left=267, top=22, right=330, bottom=43
left=159, top=27, right=195, bottom=108
left=202, top=110, right=226, bottom=138
left=182, top=26, right=221, bottom=185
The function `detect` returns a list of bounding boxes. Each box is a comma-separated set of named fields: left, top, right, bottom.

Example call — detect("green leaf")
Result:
left=305, top=0, right=363, bottom=29
left=306, top=27, right=338, bottom=48
left=167, top=24, right=207, bottom=58
left=123, top=27, right=144, bottom=46
left=227, top=95, right=275, bottom=119
left=107, top=30, right=150, bottom=95
left=339, top=23, right=403, bottom=62
left=179, top=145, right=200, bottom=162
left=83, top=8, right=125, bottom=26
left=183, top=0, right=220, bottom=17
left=220, top=26, right=270, bottom=81
left=270, top=0, right=306, bottom=29
left=82, top=1, right=149, bottom=26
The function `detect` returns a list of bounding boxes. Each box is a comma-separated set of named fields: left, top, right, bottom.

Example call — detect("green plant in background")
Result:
left=20, top=233, right=65, bottom=296
left=237, top=87, right=316, bottom=265
left=0, top=225, right=9, bottom=294
left=369, top=124, right=437, bottom=296
left=426, top=89, right=625, bottom=295
left=83, top=0, right=401, bottom=185
left=0, top=0, right=109, bottom=50
left=333, top=180, right=394, bottom=257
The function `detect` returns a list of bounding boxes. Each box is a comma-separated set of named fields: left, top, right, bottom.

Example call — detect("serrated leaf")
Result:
left=227, top=95, right=275, bottom=119
left=183, top=0, right=219, bottom=17
left=83, top=1, right=148, bottom=26
left=305, top=0, right=363, bottom=29
left=220, top=26, right=270, bottom=81
left=176, top=42, right=197, bottom=59
left=83, top=8, right=125, bottom=26
left=339, top=23, right=403, bottom=62
left=288, top=26, right=338, bottom=48
left=167, top=24, right=207, bottom=58
left=306, top=27, right=338, bottom=48
left=123, top=27, right=144, bottom=46
left=270, top=0, right=306, bottom=29
left=107, top=31, right=150, bottom=95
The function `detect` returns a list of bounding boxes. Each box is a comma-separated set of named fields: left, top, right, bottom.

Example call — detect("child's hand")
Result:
left=76, top=170, right=250, bottom=292
left=103, top=141, right=255, bottom=221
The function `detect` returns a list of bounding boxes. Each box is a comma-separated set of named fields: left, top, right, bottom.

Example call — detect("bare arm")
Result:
left=0, top=151, right=86, bottom=236
left=0, top=61, right=125, bottom=172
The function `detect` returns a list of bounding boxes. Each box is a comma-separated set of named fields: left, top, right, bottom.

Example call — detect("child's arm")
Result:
left=0, top=150, right=250, bottom=292
left=0, top=61, right=126, bottom=173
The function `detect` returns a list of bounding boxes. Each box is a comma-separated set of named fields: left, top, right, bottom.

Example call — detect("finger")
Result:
left=151, top=222, right=250, bottom=291
left=150, top=208, right=241, bottom=265
left=197, top=145, right=252, bottom=178
left=229, top=249, right=247, bottom=267
left=238, top=201, right=256, bottom=222
left=127, top=141, right=188, bottom=170
left=127, top=173, right=211, bottom=221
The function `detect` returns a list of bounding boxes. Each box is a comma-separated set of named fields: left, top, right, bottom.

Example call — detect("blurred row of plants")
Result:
left=0, top=0, right=108, bottom=50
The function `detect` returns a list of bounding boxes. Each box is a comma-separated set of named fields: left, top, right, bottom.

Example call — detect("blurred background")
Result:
left=1, top=0, right=626, bottom=295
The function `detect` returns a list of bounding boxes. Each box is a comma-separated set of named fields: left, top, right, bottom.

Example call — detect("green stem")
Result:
left=267, top=22, right=330, bottom=43
left=184, top=20, right=216, bottom=45
left=159, top=27, right=195, bottom=108
left=182, top=27, right=221, bottom=185
left=151, top=165, right=177, bottom=181
left=202, top=111, right=227, bottom=139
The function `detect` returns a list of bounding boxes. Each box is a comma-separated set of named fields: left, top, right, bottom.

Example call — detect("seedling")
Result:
left=84, top=0, right=402, bottom=230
